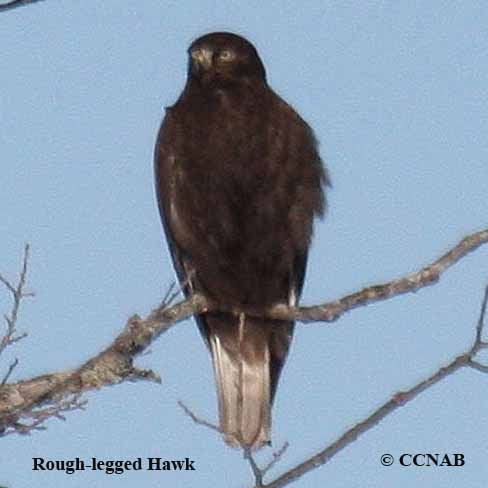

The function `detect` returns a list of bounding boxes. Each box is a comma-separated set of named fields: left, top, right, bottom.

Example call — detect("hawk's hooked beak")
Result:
left=191, top=47, right=213, bottom=71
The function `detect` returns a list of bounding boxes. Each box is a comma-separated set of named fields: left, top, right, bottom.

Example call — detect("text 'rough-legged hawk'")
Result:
left=154, top=32, right=329, bottom=451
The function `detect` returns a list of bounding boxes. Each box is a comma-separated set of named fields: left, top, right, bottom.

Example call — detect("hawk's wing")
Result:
left=154, top=107, right=217, bottom=356
left=154, top=108, right=192, bottom=289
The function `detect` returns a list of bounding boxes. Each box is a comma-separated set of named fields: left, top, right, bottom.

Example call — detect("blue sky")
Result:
left=1, top=1, right=487, bottom=487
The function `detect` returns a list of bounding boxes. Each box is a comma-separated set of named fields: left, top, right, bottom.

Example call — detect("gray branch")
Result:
left=259, top=283, right=488, bottom=487
left=0, top=0, right=45, bottom=13
left=0, top=227, right=487, bottom=478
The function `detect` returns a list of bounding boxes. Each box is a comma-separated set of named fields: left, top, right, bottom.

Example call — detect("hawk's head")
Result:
left=188, top=32, right=266, bottom=84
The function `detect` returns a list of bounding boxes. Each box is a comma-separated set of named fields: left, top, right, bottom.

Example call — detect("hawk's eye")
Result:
left=218, top=49, right=235, bottom=62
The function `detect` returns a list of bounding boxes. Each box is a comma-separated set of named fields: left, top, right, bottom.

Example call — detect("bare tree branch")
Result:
left=1, top=358, right=19, bottom=385
left=177, top=400, right=221, bottom=433
left=259, top=284, right=488, bottom=488
left=245, top=442, right=290, bottom=487
left=474, top=281, right=488, bottom=346
left=266, top=227, right=488, bottom=323
left=2, top=395, right=87, bottom=436
left=0, top=290, right=205, bottom=435
left=0, top=227, right=486, bottom=442
left=0, top=244, right=31, bottom=358
left=0, top=0, right=45, bottom=13
left=179, top=391, right=291, bottom=487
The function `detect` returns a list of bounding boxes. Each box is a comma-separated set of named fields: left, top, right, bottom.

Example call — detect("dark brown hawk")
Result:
left=154, top=32, right=328, bottom=450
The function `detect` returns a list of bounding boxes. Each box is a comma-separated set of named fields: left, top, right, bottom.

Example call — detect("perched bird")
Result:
left=154, top=32, right=328, bottom=450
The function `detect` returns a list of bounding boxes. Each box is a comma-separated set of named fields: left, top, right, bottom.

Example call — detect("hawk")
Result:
left=154, top=32, right=328, bottom=450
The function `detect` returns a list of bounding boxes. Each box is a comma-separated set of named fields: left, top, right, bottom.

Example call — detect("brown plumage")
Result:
left=154, top=32, right=328, bottom=450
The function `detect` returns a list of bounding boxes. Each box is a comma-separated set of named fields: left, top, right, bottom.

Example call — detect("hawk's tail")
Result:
left=208, top=313, right=272, bottom=451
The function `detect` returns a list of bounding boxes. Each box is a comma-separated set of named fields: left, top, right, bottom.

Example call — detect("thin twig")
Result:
left=1, top=358, right=19, bottom=385
left=0, top=244, right=32, bottom=357
left=161, top=281, right=177, bottom=307
left=0, top=276, right=15, bottom=295
left=245, top=442, right=290, bottom=487
left=0, top=0, right=45, bottom=13
left=1, top=395, right=87, bottom=437
left=245, top=449, right=264, bottom=487
left=177, top=400, right=221, bottom=433
left=261, top=442, right=289, bottom=475
left=473, top=284, right=488, bottom=348
left=467, top=360, right=488, bottom=373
